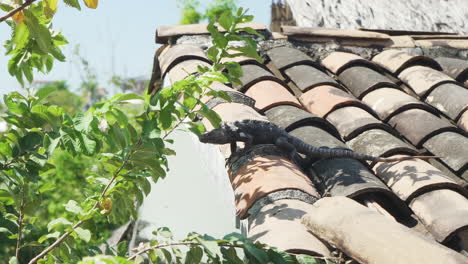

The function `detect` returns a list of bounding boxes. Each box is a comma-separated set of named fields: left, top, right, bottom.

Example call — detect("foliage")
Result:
left=178, top=0, right=238, bottom=24
left=37, top=81, right=84, bottom=115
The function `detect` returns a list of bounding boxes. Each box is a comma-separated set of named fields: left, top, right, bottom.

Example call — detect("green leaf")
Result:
left=34, top=86, right=56, bottom=104
left=38, top=231, right=60, bottom=243
left=13, top=22, right=30, bottom=50
left=199, top=105, right=221, bottom=129
left=206, top=46, right=220, bottom=62
left=8, top=257, right=18, bottom=264
left=4, top=94, right=28, bottom=115
left=74, top=113, right=94, bottom=132
left=0, top=142, right=13, bottom=157
left=244, top=242, right=269, bottom=263
left=185, top=246, right=203, bottom=264
left=44, top=0, right=59, bottom=18
left=75, top=227, right=91, bottom=242
left=47, top=217, right=72, bottom=231
left=218, top=11, right=233, bottom=31
left=157, top=227, right=173, bottom=239
left=64, top=200, right=84, bottom=215
left=19, top=132, right=42, bottom=152
left=296, top=255, right=318, bottom=264
left=196, top=236, right=221, bottom=259
left=0, top=227, right=12, bottom=235
left=221, top=247, right=243, bottom=264
left=24, top=12, right=52, bottom=54
left=63, top=0, right=81, bottom=10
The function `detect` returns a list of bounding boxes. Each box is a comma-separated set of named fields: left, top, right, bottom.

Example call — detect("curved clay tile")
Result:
left=372, top=49, right=442, bottom=74
left=264, top=105, right=339, bottom=137
left=321, top=51, right=377, bottom=75
left=422, top=132, right=468, bottom=173
left=326, top=106, right=397, bottom=141
left=284, top=64, right=340, bottom=92
left=229, top=155, right=319, bottom=218
left=362, top=87, right=437, bottom=121
left=267, top=46, right=315, bottom=70
left=388, top=109, right=457, bottom=147
left=299, top=85, right=372, bottom=118
left=398, top=66, right=457, bottom=98
left=244, top=80, right=302, bottom=112
left=234, top=64, right=285, bottom=92
left=288, top=125, right=348, bottom=150
left=435, top=57, right=468, bottom=82
left=248, top=199, right=331, bottom=257
left=166, top=59, right=210, bottom=83
left=373, top=156, right=468, bottom=203
left=424, top=83, right=468, bottom=120
left=338, top=66, right=400, bottom=98
left=410, top=189, right=468, bottom=243
left=159, top=44, right=209, bottom=76
left=302, top=197, right=468, bottom=264
left=347, top=129, right=418, bottom=160
left=458, top=110, right=468, bottom=132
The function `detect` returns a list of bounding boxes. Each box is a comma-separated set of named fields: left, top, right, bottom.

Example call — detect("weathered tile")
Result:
left=425, top=83, right=468, bottom=120
left=248, top=199, right=331, bottom=257
left=388, top=109, right=456, bottom=147
left=299, top=85, right=368, bottom=118
left=373, top=156, right=468, bottom=202
left=362, top=87, right=437, bottom=121
left=338, top=66, right=399, bottom=98
left=167, top=59, right=210, bottom=83
left=398, top=66, right=457, bottom=98
left=234, top=64, right=278, bottom=92
left=422, top=132, right=468, bottom=172
left=245, top=80, right=302, bottom=112
left=459, top=110, right=468, bottom=132
left=410, top=189, right=468, bottom=243
left=284, top=65, right=339, bottom=92
left=372, top=49, right=441, bottom=74
left=159, top=44, right=209, bottom=75
left=301, top=197, right=468, bottom=264
left=288, top=126, right=348, bottom=151
left=347, top=129, right=418, bottom=159
left=264, top=105, right=340, bottom=137
left=435, top=57, right=468, bottom=81
left=266, top=47, right=314, bottom=70
left=229, top=155, right=319, bottom=218
left=326, top=106, right=396, bottom=141
left=322, top=51, right=376, bottom=74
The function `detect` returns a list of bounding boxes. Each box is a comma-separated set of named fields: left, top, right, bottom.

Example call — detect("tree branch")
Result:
left=15, top=191, right=25, bottom=260
left=0, top=0, right=37, bottom=23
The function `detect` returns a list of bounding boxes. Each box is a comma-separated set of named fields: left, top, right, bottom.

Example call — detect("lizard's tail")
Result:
left=375, top=155, right=438, bottom=162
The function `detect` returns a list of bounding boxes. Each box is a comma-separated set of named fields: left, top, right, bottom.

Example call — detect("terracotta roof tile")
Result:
left=409, top=189, right=468, bottom=243
left=288, top=126, right=348, bottom=150
left=159, top=44, right=209, bottom=76
left=388, top=109, right=457, bottom=147
left=326, top=106, right=396, bottom=141
left=248, top=199, right=331, bottom=256
left=301, top=197, right=468, bottom=264
left=373, top=156, right=468, bottom=202
left=244, top=80, right=302, bottom=112
left=422, top=132, right=468, bottom=172
left=372, top=49, right=442, bottom=74
left=322, top=51, right=377, bottom=75
left=338, top=66, right=400, bottom=98
left=166, top=59, right=210, bottom=83
left=435, top=57, right=468, bottom=82
left=398, top=66, right=457, bottom=98
left=266, top=47, right=315, bottom=70
left=234, top=64, right=279, bottom=92
left=284, top=64, right=339, bottom=92
left=299, top=85, right=369, bottom=118
left=424, top=83, right=468, bottom=120
left=362, top=87, right=437, bottom=121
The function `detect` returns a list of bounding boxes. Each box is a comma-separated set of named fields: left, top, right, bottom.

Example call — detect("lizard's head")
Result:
left=198, top=123, right=237, bottom=145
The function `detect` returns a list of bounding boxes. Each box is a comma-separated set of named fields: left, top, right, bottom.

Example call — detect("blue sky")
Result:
left=0, top=0, right=271, bottom=95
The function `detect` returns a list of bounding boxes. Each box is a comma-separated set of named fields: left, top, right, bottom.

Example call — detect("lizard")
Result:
left=198, top=119, right=436, bottom=164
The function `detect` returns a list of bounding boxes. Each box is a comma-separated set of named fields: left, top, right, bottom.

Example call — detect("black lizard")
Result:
left=198, top=119, right=436, bottom=164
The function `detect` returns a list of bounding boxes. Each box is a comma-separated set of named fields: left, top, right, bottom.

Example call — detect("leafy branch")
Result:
left=0, top=0, right=36, bottom=23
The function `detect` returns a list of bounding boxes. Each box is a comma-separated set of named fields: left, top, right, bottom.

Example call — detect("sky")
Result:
left=0, top=0, right=271, bottom=95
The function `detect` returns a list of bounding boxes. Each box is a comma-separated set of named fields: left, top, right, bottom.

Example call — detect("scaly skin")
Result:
left=198, top=119, right=435, bottom=162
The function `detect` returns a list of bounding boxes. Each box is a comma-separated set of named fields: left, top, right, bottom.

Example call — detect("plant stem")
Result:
left=15, top=191, right=25, bottom=260
left=0, top=0, right=37, bottom=23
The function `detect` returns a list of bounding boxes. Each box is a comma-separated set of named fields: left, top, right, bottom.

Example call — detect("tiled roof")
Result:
left=150, top=23, right=468, bottom=262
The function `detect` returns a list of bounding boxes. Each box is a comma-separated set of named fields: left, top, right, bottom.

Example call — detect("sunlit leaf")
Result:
left=44, top=0, right=59, bottom=18
left=75, top=227, right=91, bottom=242
left=83, top=0, right=98, bottom=9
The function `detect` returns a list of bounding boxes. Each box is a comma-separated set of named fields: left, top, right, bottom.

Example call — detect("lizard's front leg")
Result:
left=275, top=137, right=307, bottom=167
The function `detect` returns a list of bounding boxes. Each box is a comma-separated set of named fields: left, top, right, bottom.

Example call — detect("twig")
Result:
left=15, top=191, right=25, bottom=260
left=0, top=0, right=37, bottom=23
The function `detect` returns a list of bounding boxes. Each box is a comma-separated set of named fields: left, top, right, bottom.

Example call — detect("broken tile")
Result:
left=326, top=106, right=396, bottom=141
left=229, top=155, right=319, bottom=218
left=459, top=110, right=468, bottom=132
left=299, top=85, right=368, bottom=118
left=284, top=64, right=339, bottom=92
left=424, top=83, right=468, bottom=120
left=266, top=47, right=315, bottom=70
left=338, top=66, right=400, bottom=98
left=167, top=59, right=210, bottom=83
left=435, top=57, right=468, bottom=81
left=372, top=49, right=441, bottom=74
left=388, top=109, right=456, bottom=147
left=362, top=87, right=436, bottom=121
left=301, top=196, right=468, bottom=264
left=159, top=44, right=209, bottom=75
left=422, top=132, right=468, bottom=172
left=373, top=156, right=468, bottom=202
left=410, top=189, right=468, bottom=243
left=347, top=129, right=418, bottom=159
left=398, top=66, right=457, bottom=98
left=264, top=105, right=340, bottom=137
left=248, top=199, right=331, bottom=257
left=288, top=126, right=348, bottom=150
left=245, top=80, right=302, bottom=112
left=322, top=51, right=377, bottom=74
